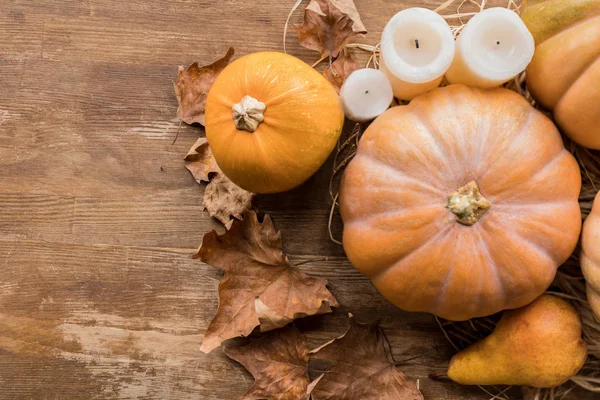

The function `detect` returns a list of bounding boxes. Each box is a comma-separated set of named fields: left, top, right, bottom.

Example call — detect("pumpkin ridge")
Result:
left=485, top=146, right=566, bottom=201
left=531, top=149, right=577, bottom=188
left=370, top=224, right=453, bottom=282
left=387, top=126, right=450, bottom=184
left=477, top=224, right=550, bottom=312
left=434, top=229, right=499, bottom=320
left=476, top=108, right=537, bottom=192
left=263, top=85, right=308, bottom=107
left=249, top=128, right=283, bottom=190
left=408, top=101, right=466, bottom=180
left=358, top=152, right=445, bottom=197
left=342, top=206, right=447, bottom=272
left=472, top=90, right=494, bottom=170
left=582, top=197, right=600, bottom=318
left=489, top=201, right=579, bottom=244
left=581, top=251, right=600, bottom=279
left=344, top=204, right=445, bottom=227
left=554, top=54, right=600, bottom=113
left=491, top=199, right=574, bottom=208
left=242, top=54, right=250, bottom=96
left=511, top=235, right=559, bottom=294
left=409, top=105, right=453, bottom=170
left=363, top=120, right=449, bottom=185
left=477, top=230, right=507, bottom=310
left=504, top=211, right=566, bottom=264
left=213, top=92, right=236, bottom=109
left=432, top=251, right=459, bottom=317
left=489, top=217, right=558, bottom=280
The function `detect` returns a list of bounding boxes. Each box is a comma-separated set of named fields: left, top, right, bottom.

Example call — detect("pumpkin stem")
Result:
left=447, top=181, right=490, bottom=226
left=232, top=95, right=266, bottom=132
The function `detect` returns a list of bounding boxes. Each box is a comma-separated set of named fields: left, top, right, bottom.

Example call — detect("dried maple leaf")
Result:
left=224, top=325, right=315, bottom=400
left=323, top=49, right=357, bottom=94
left=184, top=137, right=253, bottom=225
left=174, top=47, right=234, bottom=125
left=196, top=211, right=338, bottom=353
left=296, top=0, right=367, bottom=58
left=310, top=315, right=424, bottom=400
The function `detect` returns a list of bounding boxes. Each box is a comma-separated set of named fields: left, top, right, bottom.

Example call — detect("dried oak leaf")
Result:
left=174, top=47, right=234, bottom=125
left=323, top=49, right=357, bottom=94
left=224, top=325, right=315, bottom=400
left=196, top=210, right=338, bottom=353
left=184, top=137, right=253, bottom=225
left=296, top=0, right=367, bottom=58
left=310, top=315, right=424, bottom=400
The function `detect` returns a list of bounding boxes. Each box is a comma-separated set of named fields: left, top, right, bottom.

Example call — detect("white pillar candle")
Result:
left=445, top=8, right=535, bottom=88
left=380, top=8, right=455, bottom=101
left=340, top=69, right=394, bottom=122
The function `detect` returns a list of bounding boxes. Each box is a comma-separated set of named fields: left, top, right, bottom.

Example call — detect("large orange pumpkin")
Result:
left=339, top=85, right=582, bottom=321
left=521, top=0, right=600, bottom=149
left=581, top=192, right=600, bottom=319
left=205, top=52, right=344, bottom=194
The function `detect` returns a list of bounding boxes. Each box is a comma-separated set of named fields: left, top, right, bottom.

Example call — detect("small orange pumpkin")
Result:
left=581, top=192, right=600, bottom=319
left=521, top=0, right=600, bottom=149
left=205, top=52, right=344, bottom=194
left=339, top=85, right=582, bottom=321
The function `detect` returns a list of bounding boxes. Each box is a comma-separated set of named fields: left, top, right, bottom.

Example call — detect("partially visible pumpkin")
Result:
left=339, top=85, right=582, bottom=321
left=581, top=192, right=600, bottom=319
left=521, top=0, right=600, bottom=149
left=205, top=52, right=344, bottom=194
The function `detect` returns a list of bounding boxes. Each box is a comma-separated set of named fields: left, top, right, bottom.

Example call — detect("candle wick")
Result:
left=365, top=90, right=369, bottom=94
left=496, top=41, right=500, bottom=45
left=415, top=39, right=419, bottom=49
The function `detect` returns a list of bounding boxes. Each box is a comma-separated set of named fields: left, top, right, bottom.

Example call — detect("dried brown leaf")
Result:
left=197, top=211, right=338, bottom=353
left=296, top=0, right=367, bottom=58
left=174, top=47, right=234, bottom=125
left=203, top=173, right=253, bottom=225
left=323, top=49, right=357, bottom=94
left=224, top=325, right=314, bottom=400
left=310, top=315, right=424, bottom=400
left=184, top=137, right=219, bottom=183
left=184, top=137, right=252, bottom=225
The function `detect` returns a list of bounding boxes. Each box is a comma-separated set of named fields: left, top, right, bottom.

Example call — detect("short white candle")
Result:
left=445, top=8, right=535, bottom=88
left=340, top=69, right=393, bottom=122
left=380, top=8, right=455, bottom=100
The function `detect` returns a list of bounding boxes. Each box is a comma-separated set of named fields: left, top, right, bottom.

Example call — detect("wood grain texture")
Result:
left=0, top=0, right=592, bottom=399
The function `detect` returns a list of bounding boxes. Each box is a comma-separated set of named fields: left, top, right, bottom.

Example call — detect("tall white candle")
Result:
left=380, top=8, right=455, bottom=100
left=340, top=69, right=394, bottom=122
left=445, top=8, right=535, bottom=88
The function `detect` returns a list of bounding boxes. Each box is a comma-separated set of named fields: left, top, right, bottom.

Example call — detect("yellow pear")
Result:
left=447, top=295, right=587, bottom=388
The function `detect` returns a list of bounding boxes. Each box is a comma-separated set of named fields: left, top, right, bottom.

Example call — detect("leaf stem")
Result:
left=172, top=120, right=183, bottom=145
left=311, top=53, right=329, bottom=68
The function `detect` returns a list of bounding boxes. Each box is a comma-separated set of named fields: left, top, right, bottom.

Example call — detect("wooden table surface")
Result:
left=0, top=1, right=593, bottom=399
